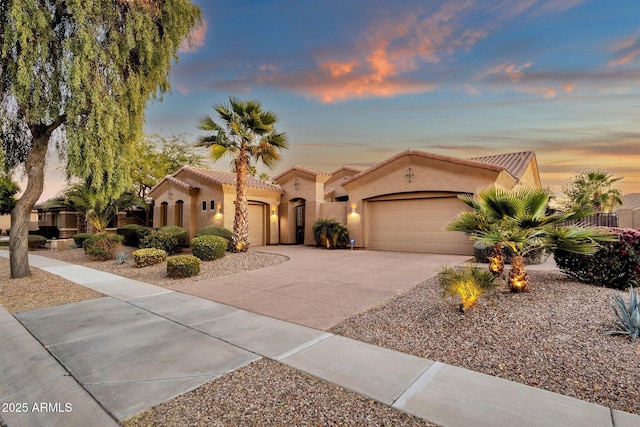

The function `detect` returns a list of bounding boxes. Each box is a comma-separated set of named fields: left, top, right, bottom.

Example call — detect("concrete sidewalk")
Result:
left=1, top=250, right=639, bottom=426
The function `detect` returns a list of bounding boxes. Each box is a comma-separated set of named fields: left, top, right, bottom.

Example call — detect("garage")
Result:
left=367, top=197, right=473, bottom=255
left=248, top=203, right=265, bottom=247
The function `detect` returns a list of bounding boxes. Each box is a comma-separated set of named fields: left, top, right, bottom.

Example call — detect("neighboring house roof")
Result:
left=343, top=149, right=506, bottom=186
left=469, top=151, right=534, bottom=180
left=621, top=193, right=640, bottom=210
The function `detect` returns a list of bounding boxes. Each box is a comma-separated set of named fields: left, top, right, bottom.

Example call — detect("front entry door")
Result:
left=295, top=204, right=305, bottom=244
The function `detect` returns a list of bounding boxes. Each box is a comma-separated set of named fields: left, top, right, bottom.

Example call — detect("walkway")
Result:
left=1, top=250, right=638, bottom=427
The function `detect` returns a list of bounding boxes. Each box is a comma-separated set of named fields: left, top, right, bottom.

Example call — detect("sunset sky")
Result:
left=37, top=0, right=640, bottom=200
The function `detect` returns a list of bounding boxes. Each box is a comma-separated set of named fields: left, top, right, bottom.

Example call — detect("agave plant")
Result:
left=607, top=285, right=640, bottom=342
left=115, top=251, right=126, bottom=265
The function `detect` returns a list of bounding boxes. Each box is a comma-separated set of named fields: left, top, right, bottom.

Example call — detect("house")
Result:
left=616, top=193, right=640, bottom=229
left=150, top=149, right=541, bottom=255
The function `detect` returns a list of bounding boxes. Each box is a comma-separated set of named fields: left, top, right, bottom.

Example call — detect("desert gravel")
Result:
left=330, top=270, right=640, bottom=416
left=123, top=358, right=434, bottom=427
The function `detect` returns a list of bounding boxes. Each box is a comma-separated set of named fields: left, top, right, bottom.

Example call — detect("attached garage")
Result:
left=248, top=203, right=265, bottom=247
left=367, top=197, right=473, bottom=255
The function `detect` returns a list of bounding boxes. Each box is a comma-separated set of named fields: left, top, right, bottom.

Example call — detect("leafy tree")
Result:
left=447, top=186, right=615, bottom=292
left=197, top=97, right=289, bottom=252
left=562, top=170, right=623, bottom=213
left=0, top=175, right=19, bottom=215
left=44, top=182, right=145, bottom=233
left=131, top=134, right=204, bottom=200
left=0, top=1, right=201, bottom=277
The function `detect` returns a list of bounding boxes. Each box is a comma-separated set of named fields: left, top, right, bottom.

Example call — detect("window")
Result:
left=175, top=201, right=184, bottom=227
left=210, top=200, right=216, bottom=211
left=202, top=201, right=207, bottom=211
left=160, top=202, right=168, bottom=227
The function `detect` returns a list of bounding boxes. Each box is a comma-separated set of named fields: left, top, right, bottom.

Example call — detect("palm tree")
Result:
left=564, top=170, right=623, bottom=213
left=197, top=97, right=288, bottom=252
left=45, top=183, right=144, bottom=233
left=448, top=186, right=615, bottom=292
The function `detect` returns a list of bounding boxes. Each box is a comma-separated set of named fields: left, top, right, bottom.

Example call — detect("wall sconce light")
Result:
left=215, top=203, right=223, bottom=220
left=351, top=205, right=357, bottom=215
left=168, top=188, right=173, bottom=200
left=294, top=178, right=300, bottom=190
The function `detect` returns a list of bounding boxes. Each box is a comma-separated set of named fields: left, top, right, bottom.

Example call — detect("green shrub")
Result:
left=132, top=248, right=167, bottom=268
left=6, top=228, right=10, bottom=236
left=73, top=233, right=93, bottom=247
left=116, top=224, right=150, bottom=247
left=312, top=218, right=349, bottom=249
left=27, top=234, right=47, bottom=250
left=140, top=230, right=180, bottom=255
left=555, top=228, right=639, bottom=290
left=191, top=235, right=227, bottom=261
left=83, top=233, right=124, bottom=261
left=158, top=225, right=188, bottom=247
left=167, top=255, right=200, bottom=278
left=37, top=226, right=59, bottom=239
left=439, top=264, right=497, bottom=312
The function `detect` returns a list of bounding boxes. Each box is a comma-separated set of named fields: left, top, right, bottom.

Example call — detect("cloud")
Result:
left=608, top=34, right=640, bottom=67
left=180, top=20, right=208, bottom=53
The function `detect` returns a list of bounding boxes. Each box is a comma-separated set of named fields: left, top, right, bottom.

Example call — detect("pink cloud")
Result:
left=180, top=20, right=207, bottom=53
left=608, top=34, right=640, bottom=67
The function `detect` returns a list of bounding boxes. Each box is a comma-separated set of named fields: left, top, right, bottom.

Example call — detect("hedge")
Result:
left=191, top=235, right=227, bottom=261
left=167, top=255, right=200, bottom=278
left=132, top=248, right=167, bottom=268
left=27, top=235, right=47, bottom=249
left=83, top=233, right=124, bottom=261
left=116, top=224, right=150, bottom=247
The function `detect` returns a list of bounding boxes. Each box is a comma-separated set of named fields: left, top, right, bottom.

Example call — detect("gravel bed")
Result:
left=38, top=246, right=288, bottom=289
left=122, top=358, right=435, bottom=427
left=330, top=270, right=640, bottom=415
left=0, top=257, right=104, bottom=313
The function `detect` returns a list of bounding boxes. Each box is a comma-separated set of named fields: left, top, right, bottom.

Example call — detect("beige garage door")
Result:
left=368, top=198, right=473, bottom=255
left=248, top=203, right=265, bottom=247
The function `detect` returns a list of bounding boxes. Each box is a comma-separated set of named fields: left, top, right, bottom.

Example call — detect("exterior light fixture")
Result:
left=351, top=205, right=357, bottom=215
left=271, top=207, right=276, bottom=216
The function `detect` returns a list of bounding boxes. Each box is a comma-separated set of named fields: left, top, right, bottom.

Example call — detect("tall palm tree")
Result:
left=45, top=183, right=144, bottom=233
left=448, top=186, right=615, bottom=292
left=565, top=170, right=623, bottom=213
left=197, top=97, right=288, bottom=252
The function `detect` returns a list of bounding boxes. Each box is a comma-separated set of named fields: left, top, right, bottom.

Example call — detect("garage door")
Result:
left=368, top=198, right=473, bottom=254
left=248, top=203, right=265, bottom=247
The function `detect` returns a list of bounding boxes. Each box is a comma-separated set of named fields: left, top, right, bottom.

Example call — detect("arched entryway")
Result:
left=174, top=200, right=184, bottom=227
left=292, top=198, right=306, bottom=244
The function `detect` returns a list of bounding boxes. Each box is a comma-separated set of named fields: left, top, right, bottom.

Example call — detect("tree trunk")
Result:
left=232, top=149, right=249, bottom=252
left=9, top=132, right=50, bottom=278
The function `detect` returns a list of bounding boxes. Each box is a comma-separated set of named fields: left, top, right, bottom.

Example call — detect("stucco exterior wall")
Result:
left=319, top=202, right=348, bottom=224
left=618, top=209, right=640, bottom=229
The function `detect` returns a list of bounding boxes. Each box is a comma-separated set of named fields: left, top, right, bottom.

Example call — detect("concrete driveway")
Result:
left=175, top=246, right=472, bottom=330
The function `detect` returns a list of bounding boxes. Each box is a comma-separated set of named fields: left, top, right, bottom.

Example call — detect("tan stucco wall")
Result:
left=319, top=202, right=348, bottom=224
left=618, top=208, right=640, bottom=229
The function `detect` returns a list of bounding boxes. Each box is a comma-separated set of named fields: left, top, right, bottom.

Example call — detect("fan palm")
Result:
left=448, top=186, right=615, bottom=292
left=45, top=183, right=144, bottom=233
left=565, top=170, right=623, bottom=213
left=197, top=97, right=288, bottom=252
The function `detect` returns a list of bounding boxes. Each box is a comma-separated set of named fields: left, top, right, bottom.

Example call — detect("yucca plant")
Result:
left=438, top=264, right=496, bottom=312
left=607, top=285, right=640, bottom=342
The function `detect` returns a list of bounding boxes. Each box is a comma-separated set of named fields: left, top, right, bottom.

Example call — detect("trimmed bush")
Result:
left=555, top=228, right=640, bottom=290
left=167, top=255, right=200, bottom=278
left=191, top=235, right=227, bottom=261
left=158, top=225, right=188, bottom=247
left=196, top=225, right=233, bottom=240
left=73, top=233, right=93, bottom=247
left=116, top=224, right=150, bottom=247
left=140, top=230, right=180, bottom=255
left=132, top=248, right=167, bottom=268
left=27, top=235, right=47, bottom=250
left=83, top=233, right=124, bottom=261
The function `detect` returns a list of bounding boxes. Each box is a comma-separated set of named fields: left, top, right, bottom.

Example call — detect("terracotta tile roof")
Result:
left=166, top=175, right=199, bottom=190
left=469, top=151, right=534, bottom=180
left=327, top=165, right=362, bottom=176
left=343, top=149, right=505, bottom=186
left=180, top=166, right=282, bottom=191
left=621, top=193, right=640, bottom=210
left=273, top=165, right=330, bottom=181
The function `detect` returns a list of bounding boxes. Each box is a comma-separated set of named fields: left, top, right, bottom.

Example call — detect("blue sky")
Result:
left=36, top=0, right=640, bottom=200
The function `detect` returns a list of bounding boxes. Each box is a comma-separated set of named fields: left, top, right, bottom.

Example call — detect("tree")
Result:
left=0, top=175, right=19, bottom=215
left=562, top=170, right=623, bottom=213
left=45, top=182, right=144, bottom=234
left=0, top=1, right=201, bottom=277
left=131, top=134, right=204, bottom=199
left=447, top=186, right=615, bottom=292
left=197, top=97, right=289, bottom=252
